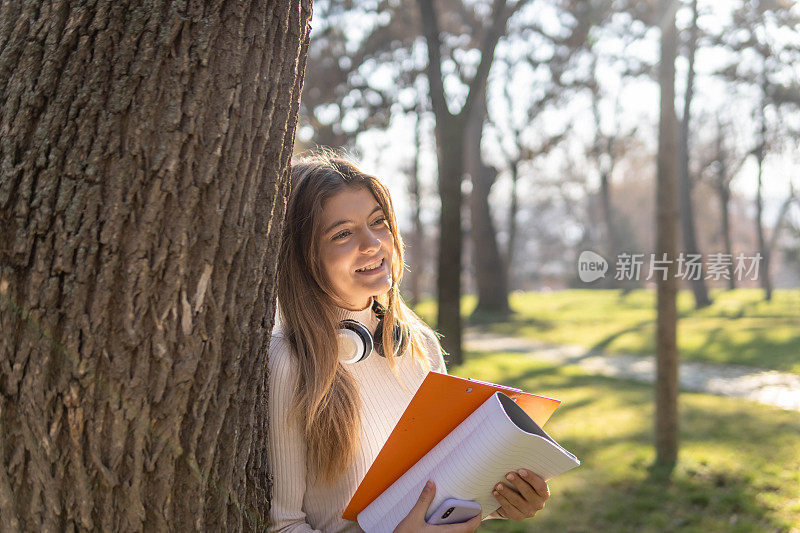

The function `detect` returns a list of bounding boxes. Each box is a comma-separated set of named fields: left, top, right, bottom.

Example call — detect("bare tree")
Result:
left=575, top=11, right=648, bottom=289
left=702, top=114, right=748, bottom=289
left=466, top=84, right=510, bottom=316
left=467, top=1, right=597, bottom=313
left=767, top=182, right=800, bottom=264
left=417, top=0, right=525, bottom=364
left=587, top=62, right=639, bottom=290
left=591, top=76, right=620, bottom=279
left=655, top=0, right=680, bottom=469
left=678, top=0, right=711, bottom=308
left=712, top=0, right=800, bottom=300
left=489, top=65, right=566, bottom=291
left=405, top=84, right=428, bottom=306
left=754, top=67, right=773, bottom=300
left=298, top=0, right=415, bottom=150
left=0, top=1, right=310, bottom=529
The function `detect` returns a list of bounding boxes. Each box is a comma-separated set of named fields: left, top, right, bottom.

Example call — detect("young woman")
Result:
left=267, top=154, right=550, bottom=532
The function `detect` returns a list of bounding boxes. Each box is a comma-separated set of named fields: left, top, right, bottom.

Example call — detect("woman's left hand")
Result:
left=490, top=469, right=549, bottom=521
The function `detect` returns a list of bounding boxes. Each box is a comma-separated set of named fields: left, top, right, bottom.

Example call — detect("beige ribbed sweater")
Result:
left=267, top=304, right=447, bottom=532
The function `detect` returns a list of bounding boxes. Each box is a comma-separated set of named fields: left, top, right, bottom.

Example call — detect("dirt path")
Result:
left=465, top=330, right=800, bottom=412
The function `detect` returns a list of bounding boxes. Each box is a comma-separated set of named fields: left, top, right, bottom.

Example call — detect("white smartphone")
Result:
left=427, top=498, right=482, bottom=525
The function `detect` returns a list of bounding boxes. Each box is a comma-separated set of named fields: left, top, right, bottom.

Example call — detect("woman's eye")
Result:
left=371, top=217, right=387, bottom=226
left=332, top=229, right=351, bottom=240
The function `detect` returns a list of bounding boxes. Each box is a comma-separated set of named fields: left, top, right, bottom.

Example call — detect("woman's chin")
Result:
left=355, top=278, right=392, bottom=300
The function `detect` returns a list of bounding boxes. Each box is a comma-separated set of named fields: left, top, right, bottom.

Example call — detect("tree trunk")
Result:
left=599, top=168, right=617, bottom=269
left=417, top=0, right=511, bottom=366
left=504, top=161, right=520, bottom=290
left=755, top=77, right=772, bottom=301
left=655, top=0, right=680, bottom=469
left=678, top=0, right=711, bottom=308
left=467, top=90, right=509, bottom=316
left=434, top=116, right=467, bottom=364
left=590, top=77, right=620, bottom=289
left=715, top=118, right=736, bottom=290
left=755, top=154, right=771, bottom=300
left=406, top=103, right=425, bottom=306
left=718, top=181, right=736, bottom=290
left=0, top=1, right=311, bottom=530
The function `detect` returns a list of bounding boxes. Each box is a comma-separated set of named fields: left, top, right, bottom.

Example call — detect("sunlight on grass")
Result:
left=417, top=289, right=800, bottom=372
left=453, top=351, right=800, bottom=532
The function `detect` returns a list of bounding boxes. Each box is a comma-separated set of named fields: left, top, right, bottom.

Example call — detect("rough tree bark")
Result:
left=0, top=1, right=311, bottom=530
left=466, top=88, right=509, bottom=316
left=678, top=0, right=711, bottom=309
left=655, top=0, right=680, bottom=469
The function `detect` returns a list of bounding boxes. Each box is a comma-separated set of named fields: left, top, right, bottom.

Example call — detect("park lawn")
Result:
left=415, top=289, right=800, bottom=373
left=448, top=350, right=800, bottom=532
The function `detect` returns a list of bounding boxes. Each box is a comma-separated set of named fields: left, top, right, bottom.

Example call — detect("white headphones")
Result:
left=338, top=300, right=407, bottom=364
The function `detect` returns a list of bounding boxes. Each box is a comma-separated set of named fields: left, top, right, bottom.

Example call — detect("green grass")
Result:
left=452, top=349, right=800, bottom=532
left=415, top=289, right=800, bottom=373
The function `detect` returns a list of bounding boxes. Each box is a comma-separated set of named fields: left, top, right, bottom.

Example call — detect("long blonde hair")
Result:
left=276, top=152, right=437, bottom=484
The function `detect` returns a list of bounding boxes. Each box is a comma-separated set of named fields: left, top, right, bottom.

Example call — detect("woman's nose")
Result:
left=359, top=229, right=381, bottom=252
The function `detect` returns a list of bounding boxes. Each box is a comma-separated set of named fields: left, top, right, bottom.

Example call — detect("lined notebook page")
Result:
left=357, top=392, right=580, bottom=533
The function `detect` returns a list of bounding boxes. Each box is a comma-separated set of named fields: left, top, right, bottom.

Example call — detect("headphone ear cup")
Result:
left=374, top=321, right=406, bottom=358
left=395, top=323, right=408, bottom=356
left=338, top=320, right=374, bottom=364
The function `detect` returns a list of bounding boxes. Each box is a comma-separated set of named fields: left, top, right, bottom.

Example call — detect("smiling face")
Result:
left=317, top=186, right=395, bottom=311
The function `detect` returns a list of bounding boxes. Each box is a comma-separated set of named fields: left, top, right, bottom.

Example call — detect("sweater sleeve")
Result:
left=267, top=335, right=322, bottom=533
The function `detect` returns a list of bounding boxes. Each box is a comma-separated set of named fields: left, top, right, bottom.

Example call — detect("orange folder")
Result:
left=342, top=372, right=561, bottom=521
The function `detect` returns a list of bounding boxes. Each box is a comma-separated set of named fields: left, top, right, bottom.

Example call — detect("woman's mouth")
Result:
left=355, top=258, right=384, bottom=273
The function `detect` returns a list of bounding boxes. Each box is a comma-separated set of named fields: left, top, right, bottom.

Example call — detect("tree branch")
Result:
left=417, top=0, right=452, bottom=119
left=462, top=0, right=515, bottom=118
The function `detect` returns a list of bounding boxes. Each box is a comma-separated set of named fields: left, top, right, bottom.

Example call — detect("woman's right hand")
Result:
left=393, top=481, right=482, bottom=533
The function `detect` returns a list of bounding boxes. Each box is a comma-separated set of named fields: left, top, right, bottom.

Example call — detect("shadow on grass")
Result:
left=460, top=352, right=799, bottom=532
left=685, top=328, right=800, bottom=372
left=695, top=324, right=725, bottom=356
left=589, top=308, right=697, bottom=354
left=468, top=308, right=514, bottom=326
left=589, top=318, right=653, bottom=352
left=484, top=316, right=558, bottom=335
left=477, top=437, right=785, bottom=532
left=518, top=467, right=776, bottom=532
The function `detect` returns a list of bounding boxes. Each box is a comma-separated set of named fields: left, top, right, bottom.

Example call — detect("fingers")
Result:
left=408, top=480, right=436, bottom=523
left=503, top=471, right=542, bottom=507
left=492, top=488, right=526, bottom=521
left=491, top=470, right=550, bottom=521
left=437, top=513, right=482, bottom=533
left=520, top=470, right=550, bottom=500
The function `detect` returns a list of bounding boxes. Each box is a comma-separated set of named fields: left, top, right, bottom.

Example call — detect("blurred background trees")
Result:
left=292, top=0, right=799, bottom=519
left=296, top=0, right=800, bottom=355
